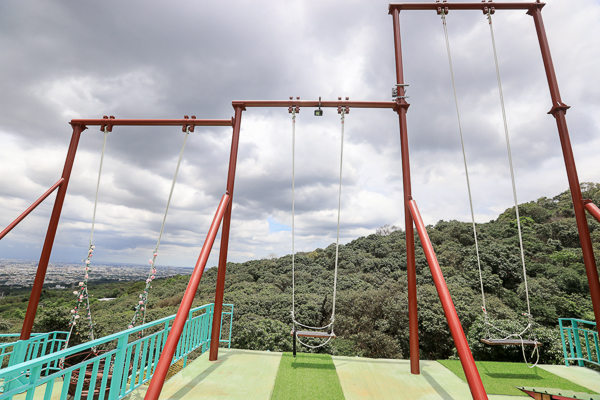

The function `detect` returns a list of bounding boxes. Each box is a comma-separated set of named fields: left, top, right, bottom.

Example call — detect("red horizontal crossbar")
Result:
left=69, top=118, right=234, bottom=127
left=232, top=100, right=397, bottom=109
left=388, top=1, right=545, bottom=12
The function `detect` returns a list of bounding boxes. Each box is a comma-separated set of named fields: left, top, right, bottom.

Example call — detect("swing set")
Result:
left=439, top=4, right=541, bottom=362
left=1, top=2, right=599, bottom=400
left=62, top=120, right=195, bottom=354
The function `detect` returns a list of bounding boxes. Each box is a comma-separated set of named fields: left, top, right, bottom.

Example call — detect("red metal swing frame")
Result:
left=389, top=2, right=600, bottom=399
left=2, top=2, right=599, bottom=400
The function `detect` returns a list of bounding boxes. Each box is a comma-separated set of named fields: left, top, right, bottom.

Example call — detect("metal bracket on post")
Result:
left=314, top=97, right=323, bottom=116
left=100, top=115, right=115, bottom=132
left=547, top=101, right=570, bottom=117
left=337, top=97, right=350, bottom=114
left=526, top=0, right=544, bottom=17
left=482, top=0, right=495, bottom=15
left=436, top=0, right=449, bottom=15
left=288, top=97, right=300, bottom=114
left=393, top=84, right=410, bottom=100
left=183, top=115, right=196, bottom=132
left=394, top=90, right=411, bottom=113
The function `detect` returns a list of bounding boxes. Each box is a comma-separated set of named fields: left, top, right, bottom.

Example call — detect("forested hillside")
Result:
left=1, top=183, right=599, bottom=365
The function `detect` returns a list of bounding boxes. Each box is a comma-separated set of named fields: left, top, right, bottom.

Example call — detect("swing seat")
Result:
left=291, top=330, right=336, bottom=339
left=480, top=338, right=541, bottom=346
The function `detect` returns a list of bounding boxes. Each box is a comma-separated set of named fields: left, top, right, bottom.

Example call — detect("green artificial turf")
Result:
left=271, top=352, right=345, bottom=400
left=438, top=360, right=598, bottom=397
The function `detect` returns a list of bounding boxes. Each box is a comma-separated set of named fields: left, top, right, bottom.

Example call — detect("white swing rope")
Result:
left=441, top=10, right=539, bottom=367
left=291, top=109, right=333, bottom=332
left=487, top=10, right=539, bottom=367
left=291, top=110, right=345, bottom=349
left=440, top=10, right=488, bottom=328
left=63, top=127, right=109, bottom=354
left=130, top=126, right=191, bottom=331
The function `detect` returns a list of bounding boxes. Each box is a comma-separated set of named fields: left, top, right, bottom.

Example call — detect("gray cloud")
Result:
left=1, top=0, right=598, bottom=267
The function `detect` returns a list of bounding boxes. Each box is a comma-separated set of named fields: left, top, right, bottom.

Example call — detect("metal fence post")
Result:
left=572, top=321, right=584, bottom=367
left=108, top=335, right=128, bottom=400
left=558, top=319, right=569, bottom=366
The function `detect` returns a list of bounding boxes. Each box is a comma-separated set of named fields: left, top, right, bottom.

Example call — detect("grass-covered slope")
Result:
left=438, top=360, right=597, bottom=396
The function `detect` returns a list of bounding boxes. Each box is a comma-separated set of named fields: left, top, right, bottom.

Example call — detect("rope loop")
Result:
left=296, top=334, right=335, bottom=349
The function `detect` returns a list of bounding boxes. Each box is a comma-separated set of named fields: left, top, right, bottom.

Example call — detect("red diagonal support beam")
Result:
left=0, top=178, right=64, bottom=241
left=144, top=193, right=231, bottom=400
left=584, top=201, right=600, bottom=224
left=408, top=199, right=488, bottom=400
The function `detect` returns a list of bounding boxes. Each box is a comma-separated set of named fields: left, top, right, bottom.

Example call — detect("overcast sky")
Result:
left=0, top=0, right=598, bottom=271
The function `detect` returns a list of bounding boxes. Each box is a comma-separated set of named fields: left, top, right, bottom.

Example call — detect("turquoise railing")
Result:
left=1, top=332, right=68, bottom=370
left=559, top=318, right=599, bottom=367
left=0, top=303, right=233, bottom=400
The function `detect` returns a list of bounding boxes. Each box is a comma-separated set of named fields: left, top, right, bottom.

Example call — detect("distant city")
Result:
left=0, top=259, right=194, bottom=289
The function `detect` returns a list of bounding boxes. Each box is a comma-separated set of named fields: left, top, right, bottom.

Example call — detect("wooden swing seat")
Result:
left=480, top=338, right=541, bottom=346
left=291, top=330, right=336, bottom=339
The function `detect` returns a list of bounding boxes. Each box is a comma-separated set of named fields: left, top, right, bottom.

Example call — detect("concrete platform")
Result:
left=332, top=357, right=516, bottom=400
left=127, top=349, right=282, bottom=400
left=14, top=351, right=597, bottom=400
left=129, top=351, right=600, bottom=400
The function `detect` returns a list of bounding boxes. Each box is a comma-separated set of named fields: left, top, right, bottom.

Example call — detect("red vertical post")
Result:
left=408, top=200, right=488, bottom=400
left=209, top=105, right=244, bottom=361
left=391, top=7, right=420, bottom=374
left=529, top=5, right=600, bottom=325
left=20, top=124, right=85, bottom=340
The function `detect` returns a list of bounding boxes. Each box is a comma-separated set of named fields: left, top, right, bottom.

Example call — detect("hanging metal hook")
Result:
left=314, top=96, right=323, bottom=116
